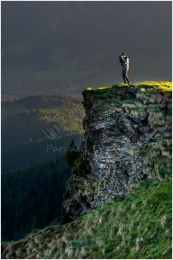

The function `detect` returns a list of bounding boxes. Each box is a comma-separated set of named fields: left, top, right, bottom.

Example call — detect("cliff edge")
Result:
left=61, top=81, right=172, bottom=224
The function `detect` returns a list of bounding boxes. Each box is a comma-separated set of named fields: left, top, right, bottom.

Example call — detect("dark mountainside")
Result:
left=2, top=2, right=171, bottom=50
left=2, top=81, right=172, bottom=259
left=1, top=95, right=84, bottom=242
left=1, top=2, right=172, bottom=100
left=2, top=95, right=84, bottom=172
left=2, top=157, right=71, bottom=242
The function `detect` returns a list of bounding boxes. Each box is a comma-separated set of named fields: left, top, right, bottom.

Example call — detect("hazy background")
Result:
left=1, top=1, right=172, bottom=99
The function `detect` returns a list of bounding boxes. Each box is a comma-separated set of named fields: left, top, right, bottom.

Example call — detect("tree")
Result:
left=65, top=139, right=80, bottom=167
left=31, top=217, right=37, bottom=231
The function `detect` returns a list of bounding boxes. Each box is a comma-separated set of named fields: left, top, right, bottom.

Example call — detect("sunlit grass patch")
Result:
left=94, top=86, right=110, bottom=93
left=134, top=81, right=172, bottom=92
left=84, top=87, right=94, bottom=91
left=97, top=86, right=109, bottom=90
left=84, top=81, right=172, bottom=94
left=112, top=83, right=129, bottom=88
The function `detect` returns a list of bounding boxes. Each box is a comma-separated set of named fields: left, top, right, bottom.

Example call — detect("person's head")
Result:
left=122, top=52, right=126, bottom=57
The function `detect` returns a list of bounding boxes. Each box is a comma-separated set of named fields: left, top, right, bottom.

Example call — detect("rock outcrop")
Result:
left=61, top=83, right=172, bottom=224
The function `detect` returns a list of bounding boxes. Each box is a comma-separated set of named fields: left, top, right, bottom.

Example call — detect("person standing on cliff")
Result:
left=119, top=53, right=130, bottom=85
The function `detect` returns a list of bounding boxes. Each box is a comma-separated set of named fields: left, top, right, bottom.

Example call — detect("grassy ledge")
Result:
left=84, top=81, right=172, bottom=93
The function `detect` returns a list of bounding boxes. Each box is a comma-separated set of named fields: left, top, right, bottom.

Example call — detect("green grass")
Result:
left=84, top=81, right=172, bottom=94
left=152, top=107, right=162, bottom=112
left=112, top=83, right=129, bottom=88
left=97, top=86, right=110, bottom=90
left=93, top=86, right=112, bottom=99
left=122, top=98, right=137, bottom=104
left=2, top=177, right=172, bottom=259
left=84, top=87, right=94, bottom=91
left=134, top=81, right=172, bottom=92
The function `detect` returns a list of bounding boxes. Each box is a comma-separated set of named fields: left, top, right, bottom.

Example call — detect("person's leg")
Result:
left=125, top=70, right=130, bottom=85
left=122, top=70, right=127, bottom=83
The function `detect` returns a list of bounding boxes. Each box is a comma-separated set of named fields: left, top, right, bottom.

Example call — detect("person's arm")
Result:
left=120, top=55, right=125, bottom=61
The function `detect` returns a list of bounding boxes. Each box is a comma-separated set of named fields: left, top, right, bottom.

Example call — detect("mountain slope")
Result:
left=2, top=178, right=171, bottom=259
left=1, top=157, right=71, bottom=242
left=2, top=94, right=84, bottom=172
left=1, top=81, right=172, bottom=259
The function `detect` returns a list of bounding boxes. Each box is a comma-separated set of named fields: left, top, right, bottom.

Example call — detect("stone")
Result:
left=60, top=85, right=172, bottom=224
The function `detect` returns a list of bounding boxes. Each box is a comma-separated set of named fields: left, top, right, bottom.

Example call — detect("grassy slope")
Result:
left=2, top=178, right=171, bottom=259
left=58, top=178, right=172, bottom=259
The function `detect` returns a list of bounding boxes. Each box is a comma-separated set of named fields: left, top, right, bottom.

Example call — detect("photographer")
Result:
left=119, top=53, right=130, bottom=85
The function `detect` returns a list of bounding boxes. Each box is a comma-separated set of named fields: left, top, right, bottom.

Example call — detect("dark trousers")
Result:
left=122, top=70, right=129, bottom=84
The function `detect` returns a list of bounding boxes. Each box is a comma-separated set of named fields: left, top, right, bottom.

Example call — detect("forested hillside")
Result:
left=2, top=95, right=84, bottom=172
left=1, top=156, right=71, bottom=241
left=1, top=94, right=84, bottom=241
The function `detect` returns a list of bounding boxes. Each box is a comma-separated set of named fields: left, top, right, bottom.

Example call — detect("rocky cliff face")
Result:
left=61, top=83, right=172, bottom=224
